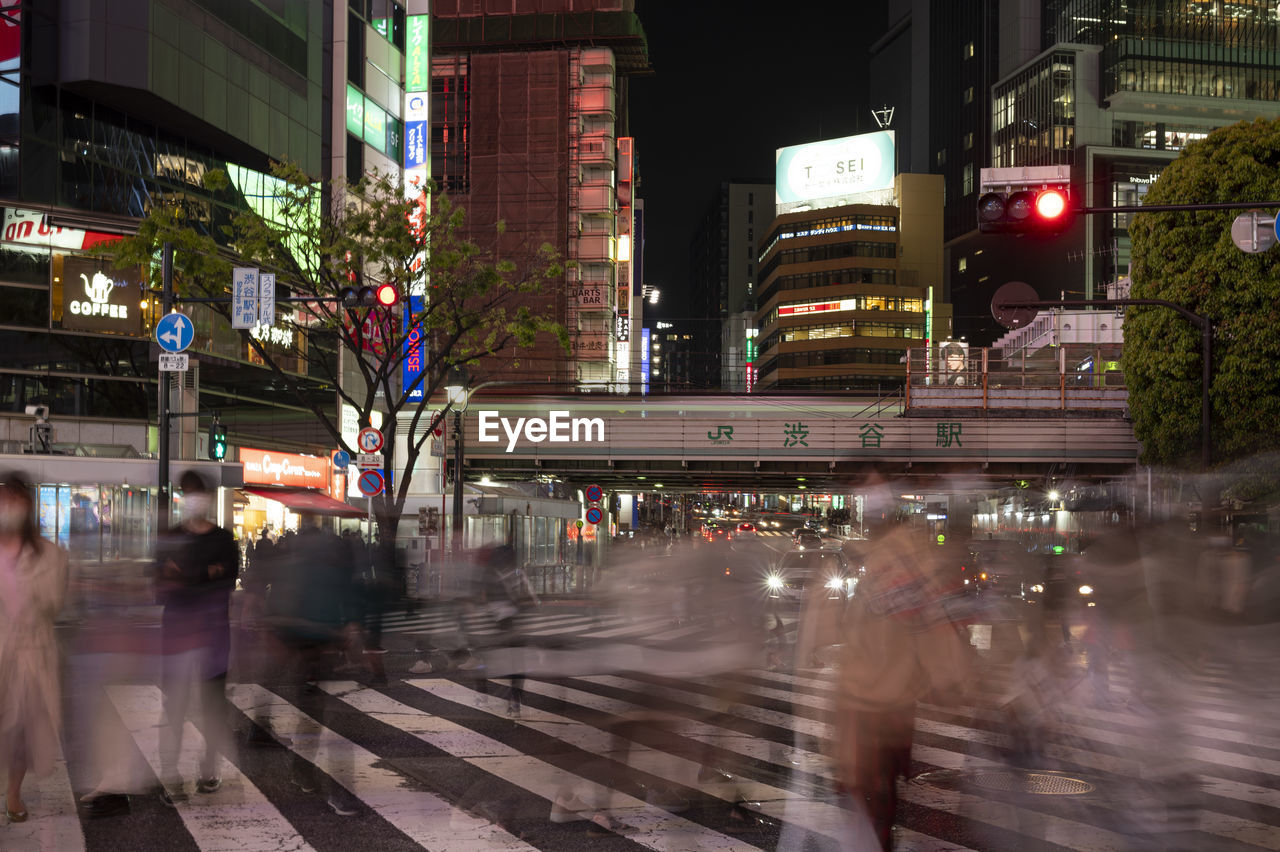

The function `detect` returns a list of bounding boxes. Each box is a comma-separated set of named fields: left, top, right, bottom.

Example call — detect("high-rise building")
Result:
left=428, top=1, right=650, bottom=389
left=753, top=148, right=950, bottom=393
left=689, top=182, right=774, bottom=391
left=878, top=0, right=1280, bottom=344
left=0, top=0, right=345, bottom=561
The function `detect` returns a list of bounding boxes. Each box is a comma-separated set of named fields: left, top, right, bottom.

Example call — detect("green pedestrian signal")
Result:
left=209, top=421, right=227, bottom=461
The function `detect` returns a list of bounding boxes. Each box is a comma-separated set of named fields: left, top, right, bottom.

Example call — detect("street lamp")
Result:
left=445, top=364, right=470, bottom=554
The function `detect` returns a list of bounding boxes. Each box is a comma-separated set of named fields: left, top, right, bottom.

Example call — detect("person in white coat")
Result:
left=0, top=472, right=69, bottom=824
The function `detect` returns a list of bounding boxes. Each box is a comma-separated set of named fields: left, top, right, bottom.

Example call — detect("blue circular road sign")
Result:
left=332, top=450, right=351, bottom=468
left=585, top=484, right=603, bottom=503
left=585, top=506, right=603, bottom=525
left=357, top=469, right=385, bottom=497
left=154, top=312, right=194, bottom=353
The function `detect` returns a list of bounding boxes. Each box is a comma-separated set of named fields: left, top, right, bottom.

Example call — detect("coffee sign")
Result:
left=60, top=256, right=144, bottom=335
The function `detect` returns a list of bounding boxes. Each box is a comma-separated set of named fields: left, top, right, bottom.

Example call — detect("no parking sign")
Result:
left=357, top=469, right=385, bottom=497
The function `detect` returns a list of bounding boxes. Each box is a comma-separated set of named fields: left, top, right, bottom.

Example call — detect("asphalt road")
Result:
left=10, top=581, right=1280, bottom=850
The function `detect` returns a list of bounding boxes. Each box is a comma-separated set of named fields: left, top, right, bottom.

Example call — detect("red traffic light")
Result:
left=375, top=283, right=399, bottom=307
left=977, top=186, right=1072, bottom=234
left=1035, top=188, right=1068, bottom=220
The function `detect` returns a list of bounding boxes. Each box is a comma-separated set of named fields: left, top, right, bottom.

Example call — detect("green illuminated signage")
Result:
left=363, top=102, right=386, bottom=148
left=406, top=16, right=430, bottom=92
left=346, top=84, right=364, bottom=136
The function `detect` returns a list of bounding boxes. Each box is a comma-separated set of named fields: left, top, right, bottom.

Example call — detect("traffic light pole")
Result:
left=995, top=295, right=1211, bottom=470
left=158, top=242, right=173, bottom=533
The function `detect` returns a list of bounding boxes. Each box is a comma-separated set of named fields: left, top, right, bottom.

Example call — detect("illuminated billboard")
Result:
left=775, top=131, right=896, bottom=213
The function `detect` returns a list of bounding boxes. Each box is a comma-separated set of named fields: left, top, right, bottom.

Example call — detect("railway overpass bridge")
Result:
left=450, top=389, right=1139, bottom=493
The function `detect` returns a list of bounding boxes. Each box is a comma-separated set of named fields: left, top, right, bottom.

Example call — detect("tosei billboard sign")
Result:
left=776, top=131, right=896, bottom=213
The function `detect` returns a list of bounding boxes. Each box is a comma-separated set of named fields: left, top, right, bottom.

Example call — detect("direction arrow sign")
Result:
left=357, top=469, right=385, bottom=496
left=332, top=450, right=351, bottom=468
left=355, top=453, right=382, bottom=468
left=158, top=353, right=189, bottom=372
left=585, top=506, right=603, bottom=525
left=357, top=427, right=384, bottom=453
left=154, top=313, right=194, bottom=353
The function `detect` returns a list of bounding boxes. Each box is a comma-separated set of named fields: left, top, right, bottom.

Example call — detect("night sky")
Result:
left=629, top=2, right=888, bottom=323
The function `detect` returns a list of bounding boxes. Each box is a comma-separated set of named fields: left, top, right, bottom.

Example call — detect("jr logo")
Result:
left=707, top=425, right=734, bottom=443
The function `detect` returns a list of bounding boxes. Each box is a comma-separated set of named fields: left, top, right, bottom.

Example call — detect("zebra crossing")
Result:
left=13, top=636, right=1280, bottom=851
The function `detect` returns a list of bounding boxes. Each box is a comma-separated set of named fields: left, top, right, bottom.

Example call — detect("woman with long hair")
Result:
left=0, top=472, right=69, bottom=823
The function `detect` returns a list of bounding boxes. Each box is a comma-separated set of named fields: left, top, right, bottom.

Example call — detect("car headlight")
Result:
left=825, top=577, right=843, bottom=590
left=766, top=575, right=784, bottom=590
left=1029, top=584, right=1045, bottom=594
left=1078, top=584, right=1093, bottom=596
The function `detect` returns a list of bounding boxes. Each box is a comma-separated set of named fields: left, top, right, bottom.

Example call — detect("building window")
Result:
left=962, top=163, right=974, bottom=196
left=963, top=87, right=974, bottom=105
left=958, top=256, right=967, bottom=273
left=963, top=132, right=974, bottom=151
left=748, top=210, right=753, bottom=223
left=935, top=149, right=947, bottom=167
left=964, top=41, right=974, bottom=59
left=748, top=192, right=754, bottom=204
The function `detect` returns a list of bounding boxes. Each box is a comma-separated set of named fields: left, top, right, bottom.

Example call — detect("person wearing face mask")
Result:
left=153, top=470, right=239, bottom=806
left=0, top=472, right=69, bottom=825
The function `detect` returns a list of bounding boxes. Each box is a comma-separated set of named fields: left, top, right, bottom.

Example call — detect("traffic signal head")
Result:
left=374, top=283, right=399, bottom=307
left=978, top=185, right=1072, bottom=234
left=338, top=284, right=399, bottom=308
left=208, top=422, right=227, bottom=461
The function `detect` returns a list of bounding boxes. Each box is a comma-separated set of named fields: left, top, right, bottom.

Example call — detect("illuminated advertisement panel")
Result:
left=58, top=256, right=145, bottom=336
left=406, top=16, right=430, bottom=93
left=777, top=298, right=856, bottom=317
left=240, top=448, right=331, bottom=493
left=403, top=295, right=425, bottom=401
left=640, top=327, right=650, bottom=393
left=776, top=131, right=896, bottom=213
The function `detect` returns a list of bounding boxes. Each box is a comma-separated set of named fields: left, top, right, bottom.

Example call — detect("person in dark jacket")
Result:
left=155, top=470, right=239, bottom=804
left=261, top=512, right=361, bottom=815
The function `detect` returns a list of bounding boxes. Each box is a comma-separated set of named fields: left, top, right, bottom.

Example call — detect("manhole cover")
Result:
left=971, top=772, right=1095, bottom=795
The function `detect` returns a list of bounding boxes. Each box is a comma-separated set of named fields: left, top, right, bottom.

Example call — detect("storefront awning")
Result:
left=241, top=486, right=365, bottom=518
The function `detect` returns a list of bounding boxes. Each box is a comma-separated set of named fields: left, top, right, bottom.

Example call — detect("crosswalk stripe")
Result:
left=540, top=669, right=1280, bottom=850
left=409, top=679, right=973, bottom=852
left=226, top=684, right=539, bottom=851
left=103, top=685, right=314, bottom=851
left=327, top=680, right=762, bottom=851
left=500, top=677, right=1125, bottom=851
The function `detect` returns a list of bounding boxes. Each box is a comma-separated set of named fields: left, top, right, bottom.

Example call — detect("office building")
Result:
left=689, top=182, right=774, bottom=391
left=753, top=131, right=949, bottom=392
left=0, top=1, right=355, bottom=559
left=428, top=1, right=650, bottom=388
left=877, top=0, right=1280, bottom=344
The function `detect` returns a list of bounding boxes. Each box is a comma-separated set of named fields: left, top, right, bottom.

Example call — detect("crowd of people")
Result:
left=2, top=470, right=1279, bottom=849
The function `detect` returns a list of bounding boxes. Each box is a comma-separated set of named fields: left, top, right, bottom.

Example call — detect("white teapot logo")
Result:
left=82, top=271, right=114, bottom=303
left=69, top=270, right=127, bottom=319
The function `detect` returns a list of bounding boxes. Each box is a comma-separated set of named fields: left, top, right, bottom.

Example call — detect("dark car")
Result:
left=765, top=549, right=854, bottom=602
left=793, top=530, right=823, bottom=550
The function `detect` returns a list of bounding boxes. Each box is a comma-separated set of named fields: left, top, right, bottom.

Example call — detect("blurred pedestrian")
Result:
left=261, top=513, right=361, bottom=815
left=0, top=473, right=69, bottom=824
left=474, top=543, right=537, bottom=716
left=793, top=514, right=971, bottom=850
left=154, top=470, right=239, bottom=804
